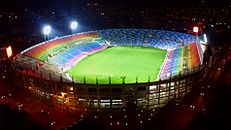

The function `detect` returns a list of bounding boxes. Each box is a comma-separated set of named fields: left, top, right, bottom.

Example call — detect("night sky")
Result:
left=0, top=0, right=230, bottom=49
left=0, top=0, right=230, bottom=11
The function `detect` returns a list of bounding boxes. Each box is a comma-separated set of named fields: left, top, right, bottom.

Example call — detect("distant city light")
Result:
left=61, top=92, right=66, bottom=97
left=43, top=25, right=51, bottom=35
left=70, top=21, right=78, bottom=30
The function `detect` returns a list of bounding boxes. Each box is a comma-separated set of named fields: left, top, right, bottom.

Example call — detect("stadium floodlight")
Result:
left=43, top=25, right=51, bottom=35
left=70, top=21, right=78, bottom=30
left=204, top=34, right=207, bottom=43
left=200, top=34, right=208, bottom=44
left=43, top=25, right=51, bottom=41
left=193, top=26, right=199, bottom=33
left=6, top=46, right=13, bottom=58
left=193, top=26, right=200, bottom=44
left=70, top=21, right=78, bottom=34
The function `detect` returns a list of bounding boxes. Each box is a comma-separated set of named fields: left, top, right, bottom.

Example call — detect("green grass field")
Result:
left=67, top=46, right=167, bottom=84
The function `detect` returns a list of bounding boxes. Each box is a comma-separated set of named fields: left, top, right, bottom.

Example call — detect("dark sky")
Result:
left=0, top=0, right=83, bottom=10
left=0, top=0, right=230, bottom=11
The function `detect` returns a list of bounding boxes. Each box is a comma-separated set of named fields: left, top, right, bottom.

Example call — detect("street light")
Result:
left=43, top=25, right=51, bottom=41
left=70, top=21, right=78, bottom=34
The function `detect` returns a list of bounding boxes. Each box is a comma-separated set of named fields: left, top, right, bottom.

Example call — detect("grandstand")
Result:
left=97, top=29, right=196, bottom=49
left=12, top=29, right=205, bottom=109
left=23, top=32, right=108, bottom=72
left=47, top=41, right=107, bottom=71
left=159, top=42, right=201, bottom=79
left=13, top=29, right=203, bottom=84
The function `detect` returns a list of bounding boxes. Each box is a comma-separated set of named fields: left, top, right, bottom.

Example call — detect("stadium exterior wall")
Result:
left=12, top=64, right=208, bottom=110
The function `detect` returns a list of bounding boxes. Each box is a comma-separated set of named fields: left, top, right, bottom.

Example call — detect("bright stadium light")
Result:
left=70, top=21, right=78, bottom=34
left=43, top=25, right=51, bottom=35
left=193, top=26, right=199, bottom=33
left=43, top=25, right=51, bottom=41
left=70, top=21, right=78, bottom=30
left=204, top=34, right=207, bottom=43
left=200, top=34, right=208, bottom=44
left=193, top=26, right=200, bottom=44
left=6, top=46, right=13, bottom=58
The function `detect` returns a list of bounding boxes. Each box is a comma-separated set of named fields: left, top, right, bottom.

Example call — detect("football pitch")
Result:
left=67, top=46, right=167, bottom=84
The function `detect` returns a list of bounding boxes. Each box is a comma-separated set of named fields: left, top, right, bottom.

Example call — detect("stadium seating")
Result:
left=97, top=29, right=196, bottom=49
left=159, top=42, right=201, bottom=79
left=23, top=32, right=107, bottom=70
left=25, top=32, right=100, bottom=61
left=19, top=29, right=201, bottom=80
left=48, top=41, right=107, bottom=69
left=12, top=54, right=66, bottom=80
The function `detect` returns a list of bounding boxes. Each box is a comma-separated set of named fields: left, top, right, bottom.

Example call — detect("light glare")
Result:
left=70, top=21, right=78, bottom=30
left=6, top=46, right=12, bottom=58
left=204, top=34, right=207, bottom=43
left=43, top=25, right=51, bottom=35
left=193, top=26, right=199, bottom=33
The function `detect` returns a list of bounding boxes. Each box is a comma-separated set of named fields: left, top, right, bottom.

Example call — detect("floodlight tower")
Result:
left=193, top=26, right=199, bottom=44
left=193, top=26, right=205, bottom=66
left=43, top=25, right=51, bottom=41
left=70, top=21, right=78, bottom=34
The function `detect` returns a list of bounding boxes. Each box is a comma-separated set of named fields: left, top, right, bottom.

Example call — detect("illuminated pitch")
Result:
left=67, top=46, right=167, bottom=84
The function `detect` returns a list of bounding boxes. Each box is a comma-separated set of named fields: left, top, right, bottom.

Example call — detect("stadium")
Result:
left=12, top=29, right=206, bottom=109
